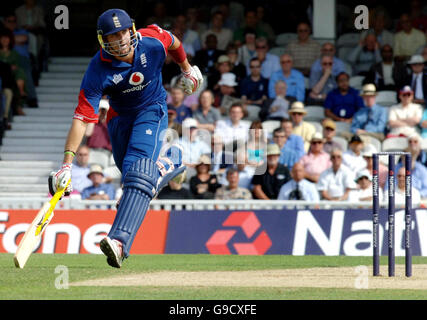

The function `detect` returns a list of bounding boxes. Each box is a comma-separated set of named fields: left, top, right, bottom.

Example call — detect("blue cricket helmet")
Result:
left=97, top=9, right=138, bottom=57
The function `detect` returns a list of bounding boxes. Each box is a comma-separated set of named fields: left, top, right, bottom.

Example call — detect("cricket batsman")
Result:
left=48, top=9, right=203, bottom=268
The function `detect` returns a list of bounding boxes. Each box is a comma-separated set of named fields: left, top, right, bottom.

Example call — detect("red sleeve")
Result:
left=73, top=89, right=99, bottom=123
left=137, top=24, right=174, bottom=51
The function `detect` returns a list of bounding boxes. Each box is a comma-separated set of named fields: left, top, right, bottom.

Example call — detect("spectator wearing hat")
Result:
left=307, top=54, right=337, bottom=105
left=394, top=13, right=426, bottom=62
left=215, top=102, right=249, bottom=147
left=404, top=55, right=427, bottom=105
left=350, top=83, right=388, bottom=141
left=189, top=154, right=221, bottom=199
left=392, top=167, right=421, bottom=208
left=252, top=143, right=291, bottom=200
left=278, top=162, right=320, bottom=201
left=322, top=119, right=342, bottom=153
left=324, top=72, right=364, bottom=123
left=362, top=144, right=387, bottom=189
left=317, top=148, right=357, bottom=201
left=157, top=172, right=193, bottom=200
left=215, top=167, right=253, bottom=200
left=208, top=54, right=233, bottom=91
left=213, top=72, right=241, bottom=114
left=342, top=135, right=367, bottom=173
left=240, top=57, right=269, bottom=108
left=298, top=132, right=332, bottom=183
left=71, top=145, right=92, bottom=193
left=249, top=37, right=280, bottom=79
left=81, top=164, right=116, bottom=200
left=201, top=11, right=233, bottom=51
left=268, top=54, right=305, bottom=102
left=259, top=80, right=296, bottom=121
left=288, top=102, right=316, bottom=152
left=193, top=34, right=225, bottom=77
left=285, top=22, right=321, bottom=77
left=179, top=118, right=211, bottom=166
left=167, top=86, right=192, bottom=124
left=348, top=169, right=381, bottom=203
left=193, top=90, right=221, bottom=133
left=280, top=118, right=306, bottom=160
left=388, top=85, right=423, bottom=137
left=272, top=127, right=300, bottom=169
left=348, top=33, right=382, bottom=76
left=363, top=44, right=407, bottom=91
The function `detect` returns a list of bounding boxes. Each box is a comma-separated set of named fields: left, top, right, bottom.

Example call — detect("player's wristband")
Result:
left=169, top=42, right=187, bottom=64
left=64, top=150, right=76, bottom=157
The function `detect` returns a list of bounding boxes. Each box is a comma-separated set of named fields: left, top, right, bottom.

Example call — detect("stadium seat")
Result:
left=336, top=33, right=360, bottom=48
left=304, top=77, right=309, bottom=89
left=349, top=76, right=364, bottom=90
left=365, top=136, right=382, bottom=153
left=338, top=47, right=354, bottom=63
left=245, top=105, right=261, bottom=121
left=275, top=33, right=297, bottom=46
left=308, top=121, right=323, bottom=133
left=422, top=138, right=427, bottom=150
left=109, top=153, right=115, bottom=166
left=376, top=91, right=397, bottom=107
left=104, top=165, right=122, bottom=185
left=382, top=137, right=408, bottom=152
left=304, top=106, right=325, bottom=122
left=269, top=47, right=286, bottom=57
left=335, top=121, right=352, bottom=134
left=261, top=120, right=280, bottom=135
left=240, top=120, right=252, bottom=128
left=89, top=149, right=110, bottom=169
left=342, top=61, right=353, bottom=77
left=332, top=136, right=348, bottom=151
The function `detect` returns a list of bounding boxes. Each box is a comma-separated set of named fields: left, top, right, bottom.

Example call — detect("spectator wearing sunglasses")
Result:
left=268, top=53, right=305, bottom=102
left=310, top=43, right=345, bottom=87
left=298, top=133, right=331, bottom=183
left=307, top=54, right=337, bottom=105
left=388, top=85, right=422, bottom=137
left=246, top=37, right=280, bottom=79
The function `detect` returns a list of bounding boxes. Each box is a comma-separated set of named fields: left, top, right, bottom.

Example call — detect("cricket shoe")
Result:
left=155, top=143, right=186, bottom=196
left=100, top=237, right=124, bottom=268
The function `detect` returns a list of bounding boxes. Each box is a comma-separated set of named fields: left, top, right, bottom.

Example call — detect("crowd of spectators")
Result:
left=0, top=0, right=48, bottom=146
left=3, top=1, right=427, bottom=204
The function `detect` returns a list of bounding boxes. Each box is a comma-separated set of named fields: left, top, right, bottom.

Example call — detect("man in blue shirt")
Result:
left=48, top=9, right=203, bottom=268
left=167, top=86, right=192, bottom=124
left=81, top=164, right=116, bottom=200
left=324, top=72, right=364, bottom=122
left=246, top=37, right=280, bottom=79
left=240, top=57, right=269, bottom=106
left=272, top=128, right=300, bottom=169
left=268, top=54, right=305, bottom=101
left=280, top=118, right=305, bottom=160
left=350, top=83, right=388, bottom=141
left=310, top=42, right=346, bottom=83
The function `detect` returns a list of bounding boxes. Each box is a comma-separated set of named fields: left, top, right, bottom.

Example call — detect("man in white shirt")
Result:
left=201, top=11, right=233, bottom=51
left=317, top=148, right=357, bottom=200
left=278, top=162, right=319, bottom=201
left=179, top=118, right=211, bottom=166
left=388, top=85, right=423, bottom=137
left=215, top=103, right=249, bottom=146
left=348, top=169, right=382, bottom=202
left=394, top=13, right=426, bottom=62
left=342, top=134, right=367, bottom=173
left=392, top=167, right=421, bottom=208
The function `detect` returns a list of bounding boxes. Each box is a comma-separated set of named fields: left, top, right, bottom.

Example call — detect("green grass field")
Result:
left=1, top=253, right=427, bottom=300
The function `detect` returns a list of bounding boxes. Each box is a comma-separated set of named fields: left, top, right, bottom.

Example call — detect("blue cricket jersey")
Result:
left=73, top=25, right=175, bottom=123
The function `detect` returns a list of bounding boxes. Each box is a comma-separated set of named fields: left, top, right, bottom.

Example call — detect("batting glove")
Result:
left=179, top=65, right=203, bottom=95
left=48, top=163, right=73, bottom=197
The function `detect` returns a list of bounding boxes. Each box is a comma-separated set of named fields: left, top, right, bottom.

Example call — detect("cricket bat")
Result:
left=13, top=179, right=71, bottom=269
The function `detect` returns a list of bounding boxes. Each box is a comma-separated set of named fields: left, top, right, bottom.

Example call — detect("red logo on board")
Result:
left=205, top=211, right=272, bottom=255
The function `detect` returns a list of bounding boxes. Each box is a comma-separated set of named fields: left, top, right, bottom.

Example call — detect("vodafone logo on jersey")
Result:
left=129, top=72, right=144, bottom=85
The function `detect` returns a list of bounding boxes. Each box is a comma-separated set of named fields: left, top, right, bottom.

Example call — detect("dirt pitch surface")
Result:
left=72, top=264, right=427, bottom=290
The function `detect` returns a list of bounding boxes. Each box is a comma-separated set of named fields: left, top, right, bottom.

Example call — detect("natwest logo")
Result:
left=205, top=211, right=272, bottom=255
